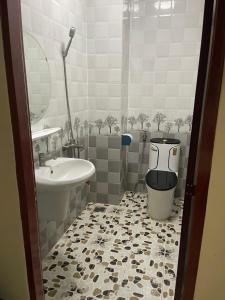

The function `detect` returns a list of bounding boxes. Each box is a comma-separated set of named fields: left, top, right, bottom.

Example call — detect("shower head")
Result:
left=62, top=27, right=76, bottom=57
left=69, top=27, right=76, bottom=38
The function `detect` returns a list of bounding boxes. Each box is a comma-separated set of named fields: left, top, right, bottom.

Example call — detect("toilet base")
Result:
left=147, top=186, right=175, bottom=220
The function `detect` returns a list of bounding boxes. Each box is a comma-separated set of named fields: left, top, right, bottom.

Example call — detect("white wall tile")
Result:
left=22, top=0, right=88, bottom=133
left=173, top=0, right=187, bottom=14
left=158, top=16, right=171, bottom=29
left=22, top=0, right=204, bottom=136
left=86, top=0, right=123, bottom=123
left=128, top=0, right=204, bottom=125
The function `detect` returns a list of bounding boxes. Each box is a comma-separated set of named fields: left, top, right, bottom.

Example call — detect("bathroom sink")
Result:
left=35, top=157, right=95, bottom=191
left=35, top=157, right=95, bottom=221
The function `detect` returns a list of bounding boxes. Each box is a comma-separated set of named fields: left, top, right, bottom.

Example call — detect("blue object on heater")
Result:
left=122, top=134, right=133, bottom=146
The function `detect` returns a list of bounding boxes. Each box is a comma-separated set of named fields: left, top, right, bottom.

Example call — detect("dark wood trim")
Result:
left=182, top=0, right=225, bottom=298
left=0, top=1, right=44, bottom=300
left=175, top=0, right=225, bottom=299
left=175, top=0, right=215, bottom=298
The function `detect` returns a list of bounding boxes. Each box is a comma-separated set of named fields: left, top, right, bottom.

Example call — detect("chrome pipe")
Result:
left=62, top=27, right=76, bottom=144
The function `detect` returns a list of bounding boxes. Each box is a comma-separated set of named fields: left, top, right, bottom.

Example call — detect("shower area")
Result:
left=86, top=0, right=203, bottom=201
left=21, top=0, right=204, bottom=299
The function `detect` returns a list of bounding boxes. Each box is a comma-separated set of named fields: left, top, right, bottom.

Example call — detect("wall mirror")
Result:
left=23, top=32, right=51, bottom=124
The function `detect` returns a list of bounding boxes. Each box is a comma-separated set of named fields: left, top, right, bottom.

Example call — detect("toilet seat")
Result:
left=145, top=170, right=177, bottom=191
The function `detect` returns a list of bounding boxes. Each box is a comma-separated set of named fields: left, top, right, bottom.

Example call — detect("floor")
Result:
left=42, top=192, right=183, bottom=300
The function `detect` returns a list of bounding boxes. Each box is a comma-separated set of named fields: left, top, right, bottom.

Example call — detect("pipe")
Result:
left=62, top=55, right=74, bottom=143
left=62, top=27, right=76, bottom=143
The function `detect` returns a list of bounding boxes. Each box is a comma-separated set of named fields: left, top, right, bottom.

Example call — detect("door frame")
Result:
left=175, top=0, right=225, bottom=299
left=0, top=1, right=44, bottom=299
left=0, top=0, right=225, bottom=300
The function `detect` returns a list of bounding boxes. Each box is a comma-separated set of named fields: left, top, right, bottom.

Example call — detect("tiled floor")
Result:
left=42, top=192, right=183, bottom=300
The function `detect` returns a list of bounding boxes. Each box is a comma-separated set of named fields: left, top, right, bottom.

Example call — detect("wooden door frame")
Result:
left=0, top=1, right=44, bottom=299
left=0, top=0, right=225, bottom=300
left=175, top=0, right=225, bottom=299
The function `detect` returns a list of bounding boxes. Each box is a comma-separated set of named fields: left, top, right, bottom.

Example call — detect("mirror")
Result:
left=23, top=32, right=51, bottom=124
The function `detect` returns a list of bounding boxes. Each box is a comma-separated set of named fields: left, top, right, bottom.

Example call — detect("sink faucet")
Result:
left=73, top=144, right=84, bottom=158
left=38, top=153, right=53, bottom=173
left=38, top=153, right=46, bottom=167
left=62, top=142, right=84, bottom=158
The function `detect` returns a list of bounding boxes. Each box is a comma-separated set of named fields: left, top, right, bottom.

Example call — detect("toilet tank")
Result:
left=149, top=138, right=181, bottom=172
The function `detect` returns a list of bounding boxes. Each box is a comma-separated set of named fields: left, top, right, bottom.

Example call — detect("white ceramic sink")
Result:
left=35, top=157, right=95, bottom=191
left=35, top=157, right=95, bottom=221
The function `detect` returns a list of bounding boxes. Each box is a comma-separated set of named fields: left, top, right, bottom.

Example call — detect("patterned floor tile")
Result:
left=42, top=192, right=183, bottom=300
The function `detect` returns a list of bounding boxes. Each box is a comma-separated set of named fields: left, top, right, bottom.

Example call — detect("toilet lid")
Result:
left=150, top=138, right=180, bottom=144
left=145, top=170, right=178, bottom=191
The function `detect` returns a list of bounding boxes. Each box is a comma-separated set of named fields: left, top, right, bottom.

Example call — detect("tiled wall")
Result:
left=88, top=130, right=190, bottom=203
left=84, top=0, right=202, bottom=204
left=39, top=184, right=89, bottom=258
left=127, top=0, right=204, bottom=131
left=88, top=135, right=123, bottom=204
left=21, top=0, right=88, bottom=138
left=86, top=0, right=124, bottom=134
left=84, top=0, right=204, bottom=134
left=121, top=0, right=131, bottom=132
left=21, top=0, right=204, bottom=143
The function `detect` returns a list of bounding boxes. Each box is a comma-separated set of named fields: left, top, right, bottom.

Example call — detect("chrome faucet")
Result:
left=38, top=153, right=46, bottom=167
left=38, top=153, right=53, bottom=173
left=62, top=142, right=84, bottom=158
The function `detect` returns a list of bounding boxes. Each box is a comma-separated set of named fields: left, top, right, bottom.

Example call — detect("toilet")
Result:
left=145, top=138, right=181, bottom=220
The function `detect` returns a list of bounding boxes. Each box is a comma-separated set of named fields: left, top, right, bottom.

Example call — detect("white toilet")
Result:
left=145, top=138, right=181, bottom=220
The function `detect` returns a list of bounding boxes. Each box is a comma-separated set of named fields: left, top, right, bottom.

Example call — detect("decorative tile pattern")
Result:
left=89, top=130, right=190, bottom=203
left=36, top=186, right=88, bottom=258
left=39, top=184, right=89, bottom=258
left=88, top=135, right=123, bottom=204
left=42, top=192, right=183, bottom=299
